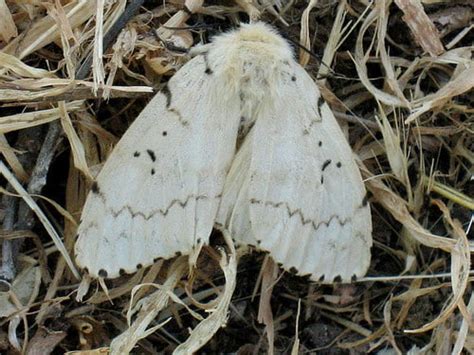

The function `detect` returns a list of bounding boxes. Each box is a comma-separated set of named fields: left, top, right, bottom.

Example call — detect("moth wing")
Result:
left=218, top=64, right=372, bottom=283
left=75, top=55, right=240, bottom=278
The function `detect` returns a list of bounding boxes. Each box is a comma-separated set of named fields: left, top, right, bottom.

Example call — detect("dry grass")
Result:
left=0, top=0, right=472, bottom=353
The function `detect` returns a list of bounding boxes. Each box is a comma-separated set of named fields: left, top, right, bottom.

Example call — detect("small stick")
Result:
left=0, top=194, right=19, bottom=281
left=0, top=126, right=44, bottom=281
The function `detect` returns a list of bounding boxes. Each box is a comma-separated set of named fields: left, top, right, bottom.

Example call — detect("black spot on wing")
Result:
left=136, top=263, right=143, bottom=269
left=362, top=192, right=371, bottom=207
left=146, top=149, right=156, bottom=162
left=291, top=75, right=296, bottom=81
left=162, top=131, right=167, bottom=136
left=318, top=141, right=323, bottom=147
left=151, top=168, right=156, bottom=175
left=289, top=267, right=298, bottom=275
left=133, top=151, right=140, bottom=157
left=333, top=275, right=342, bottom=283
left=319, top=274, right=325, bottom=282
left=322, top=159, right=332, bottom=171
left=119, top=268, right=126, bottom=276
left=98, top=269, right=108, bottom=278
left=351, top=274, right=357, bottom=282
left=336, top=162, right=342, bottom=168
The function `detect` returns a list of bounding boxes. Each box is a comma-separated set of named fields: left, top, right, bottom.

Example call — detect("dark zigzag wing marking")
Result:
left=81, top=193, right=223, bottom=228
left=249, top=198, right=351, bottom=231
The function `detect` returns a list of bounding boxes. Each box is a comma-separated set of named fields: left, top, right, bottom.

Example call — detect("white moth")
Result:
left=75, top=22, right=372, bottom=283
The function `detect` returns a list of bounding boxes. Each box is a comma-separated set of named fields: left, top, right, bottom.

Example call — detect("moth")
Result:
left=75, top=22, right=372, bottom=283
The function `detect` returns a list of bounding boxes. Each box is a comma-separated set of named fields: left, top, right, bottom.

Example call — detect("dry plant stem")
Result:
left=0, top=0, right=17, bottom=42
left=108, top=258, right=187, bottom=354
left=173, top=232, right=237, bottom=354
left=2, top=1, right=96, bottom=59
left=299, top=0, right=318, bottom=67
left=290, top=299, right=301, bottom=355
left=333, top=111, right=379, bottom=131
left=155, top=0, right=204, bottom=40
left=75, top=0, right=145, bottom=80
left=316, top=0, right=347, bottom=82
left=0, top=88, right=148, bottom=106
left=258, top=258, right=279, bottom=355
left=404, top=200, right=471, bottom=334
left=453, top=291, right=474, bottom=354
left=394, top=0, right=444, bottom=56
left=353, top=2, right=410, bottom=107
left=0, top=135, right=28, bottom=181
left=423, top=175, right=474, bottom=210
left=383, top=297, right=402, bottom=354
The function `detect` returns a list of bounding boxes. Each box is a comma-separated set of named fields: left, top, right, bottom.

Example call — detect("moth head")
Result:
left=208, top=22, right=295, bottom=115
left=237, top=23, right=292, bottom=51
left=209, top=22, right=294, bottom=73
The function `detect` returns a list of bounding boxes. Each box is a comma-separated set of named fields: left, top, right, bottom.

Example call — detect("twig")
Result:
left=0, top=126, right=44, bottom=281
left=0, top=194, right=18, bottom=281
left=12, top=122, right=63, bottom=279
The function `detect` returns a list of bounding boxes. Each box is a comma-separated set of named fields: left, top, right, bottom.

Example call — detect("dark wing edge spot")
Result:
left=362, top=192, right=371, bottom=207
left=91, top=181, right=100, bottom=194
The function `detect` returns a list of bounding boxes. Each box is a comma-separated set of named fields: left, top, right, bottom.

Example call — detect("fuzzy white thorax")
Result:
left=206, top=23, right=294, bottom=121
